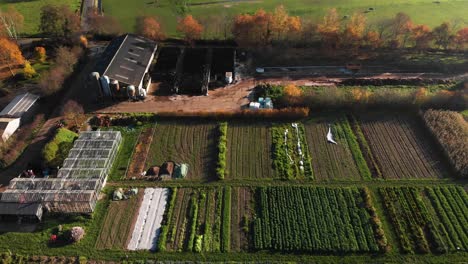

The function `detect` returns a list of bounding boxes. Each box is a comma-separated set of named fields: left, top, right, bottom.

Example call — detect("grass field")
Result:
left=226, top=123, right=275, bottom=180
left=0, top=0, right=80, bottom=36
left=107, top=126, right=142, bottom=181
left=358, top=113, right=448, bottom=179
left=96, top=191, right=143, bottom=249
left=102, top=0, right=468, bottom=38
left=145, top=122, right=217, bottom=181
left=304, top=115, right=371, bottom=181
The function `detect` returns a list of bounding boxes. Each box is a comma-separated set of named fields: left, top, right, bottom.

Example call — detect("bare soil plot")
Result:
left=358, top=114, right=447, bottom=179
left=126, top=126, right=156, bottom=179
left=96, top=191, right=143, bottom=249
left=304, top=115, right=370, bottom=181
left=226, top=123, right=275, bottom=179
left=230, top=187, right=253, bottom=252
left=145, top=122, right=217, bottom=181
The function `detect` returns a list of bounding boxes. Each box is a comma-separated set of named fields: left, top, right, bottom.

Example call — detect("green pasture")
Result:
left=103, top=0, right=468, bottom=38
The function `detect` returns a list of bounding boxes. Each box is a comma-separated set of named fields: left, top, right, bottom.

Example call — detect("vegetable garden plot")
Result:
left=271, top=124, right=313, bottom=179
left=358, top=114, right=447, bottom=179
left=253, top=187, right=384, bottom=253
left=379, top=187, right=468, bottom=254
left=145, top=122, right=217, bottom=181
left=226, top=123, right=276, bottom=179
left=96, top=191, right=143, bottom=249
left=126, top=126, right=156, bottom=179
left=304, top=116, right=371, bottom=181
left=158, top=187, right=231, bottom=252
left=127, top=188, right=169, bottom=251
left=230, top=187, right=254, bottom=252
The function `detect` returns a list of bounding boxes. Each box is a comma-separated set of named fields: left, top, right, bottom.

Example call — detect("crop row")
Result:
left=271, top=124, right=313, bottom=179
left=380, top=187, right=468, bottom=254
left=253, top=187, right=380, bottom=253
left=158, top=188, right=231, bottom=252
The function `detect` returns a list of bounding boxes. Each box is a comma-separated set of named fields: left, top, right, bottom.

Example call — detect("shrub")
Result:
left=69, top=226, right=85, bottom=242
left=216, top=122, right=228, bottom=180
left=23, top=60, right=37, bottom=79
left=42, top=128, right=78, bottom=167
left=34, top=46, right=47, bottom=63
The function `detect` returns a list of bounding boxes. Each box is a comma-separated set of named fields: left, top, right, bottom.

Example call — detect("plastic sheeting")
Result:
left=127, top=188, right=168, bottom=251
left=327, top=126, right=337, bottom=144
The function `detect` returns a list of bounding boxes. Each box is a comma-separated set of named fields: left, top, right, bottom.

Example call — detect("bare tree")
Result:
left=61, top=100, right=85, bottom=128
left=0, top=7, right=24, bottom=40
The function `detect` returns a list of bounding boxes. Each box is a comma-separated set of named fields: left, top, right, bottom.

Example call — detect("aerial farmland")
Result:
left=0, top=0, right=467, bottom=263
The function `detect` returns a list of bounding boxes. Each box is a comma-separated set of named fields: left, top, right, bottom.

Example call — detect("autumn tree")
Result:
left=0, top=6, right=23, bottom=40
left=177, top=15, right=203, bottom=44
left=34, top=46, right=47, bottom=63
left=343, top=13, right=367, bottom=47
left=411, top=24, right=433, bottom=50
left=0, top=37, right=24, bottom=76
left=88, top=13, right=122, bottom=37
left=232, top=10, right=268, bottom=46
left=364, top=30, right=382, bottom=49
left=39, top=5, right=80, bottom=39
left=283, top=84, right=302, bottom=105
left=39, top=67, right=66, bottom=95
left=317, top=8, right=341, bottom=49
left=23, top=60, right=36, bottom=79
left=62, top=100, right=85, bottom=128
left=453, top=27, right=468, bottom=50
left=432, top=22, right=453, bottom=49
left=135, top=16, right=165, bottom=41
left=388, top=12, right=413, bottom=48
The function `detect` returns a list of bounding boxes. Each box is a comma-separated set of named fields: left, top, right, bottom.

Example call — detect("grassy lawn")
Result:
left=103, top=0, right=468, bottom=38
left=107, top=126, right=142, bottom=181
left=0, top=0, right=81, bottom=36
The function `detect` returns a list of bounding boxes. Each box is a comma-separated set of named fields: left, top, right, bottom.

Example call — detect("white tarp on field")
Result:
left=127, top=188, right=169, bottom=251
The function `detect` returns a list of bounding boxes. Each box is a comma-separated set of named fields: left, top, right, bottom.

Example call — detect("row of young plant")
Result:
left=216, top=122, right=228, bottom=180
left=252, top=186, right=380, bottom=253
left=271, top=124, right=313, bottom=179
left=335, top=116, right=372, bottom=179
left=425, top=187, right=468, bottom=251
left=379, top=187, right=467, bottom=254
left=348, top=115, right=383, bottom=179
left=159, top=188, right=231, bottom=252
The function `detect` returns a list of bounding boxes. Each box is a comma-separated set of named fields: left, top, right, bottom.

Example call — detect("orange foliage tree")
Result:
left=0, top=37, right=24, bottom=76
left=453, top=28, right=468, bottom=50
left=317, top=8, right=341, bottom=49
left=136, top=16, right=165, bottom=41
left=177, top=15, right=203, bottom=45
left=364, top=31, right=382, bottom=49
left=343, top=13, right=367, bottom=47
left=411, top=24, right=433, bottom=50
left=34, top=46, right=47, bottom=63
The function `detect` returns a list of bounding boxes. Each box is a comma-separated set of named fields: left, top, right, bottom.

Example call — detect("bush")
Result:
left=216, top=122, right=228, bottom=180
left=42, top=128, right=78, bottom=167
left=69, top=226, right=85, bottom=242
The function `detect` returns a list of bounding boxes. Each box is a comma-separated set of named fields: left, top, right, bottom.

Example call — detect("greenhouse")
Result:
left=0, top=131, right=122, bottom=215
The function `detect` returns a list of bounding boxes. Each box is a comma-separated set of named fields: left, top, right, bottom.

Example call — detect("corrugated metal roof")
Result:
left=0, top=93, right=39, bottom=118
left=97, top=34, right=157, bottom=87
left=0, top=202, right=42, bottom=217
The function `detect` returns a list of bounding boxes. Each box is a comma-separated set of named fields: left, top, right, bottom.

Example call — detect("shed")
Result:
left=0, top=93, right=39, bottom=118
left=0, top=117, right=20, bottom=142
left=0, top=202, right=43, bottom=221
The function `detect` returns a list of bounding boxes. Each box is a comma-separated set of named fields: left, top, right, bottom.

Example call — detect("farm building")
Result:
left=92, top=34, right=158, bottom=99
left=0, top=93, right=39, bottom=142
left=0, top=131, right=121, bottom=218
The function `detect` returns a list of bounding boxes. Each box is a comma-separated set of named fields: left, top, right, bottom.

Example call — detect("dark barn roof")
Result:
left=96, top=34, right=157, bottom=87
left=0, top=202, right=42, bottom=219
